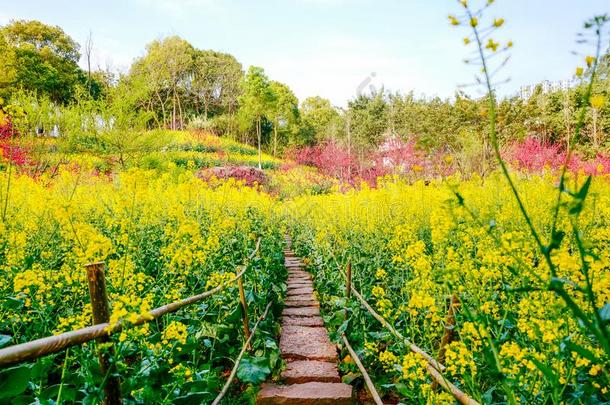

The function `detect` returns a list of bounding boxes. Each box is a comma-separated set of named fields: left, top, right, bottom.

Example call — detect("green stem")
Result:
left=56, top=348, right=70, bottom=404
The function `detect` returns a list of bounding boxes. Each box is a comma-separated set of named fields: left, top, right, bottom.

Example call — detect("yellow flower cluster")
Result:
left=162, top=321, right=188, bottom=345
left=444, top=341, right=477, bottom=377
left=401, top=352, right=428, bottom=381
left=378, top=350, right=399, bottom=371
left=205, top=271, right=237, bottom=289
left=287, top=172, right=610, bottom=400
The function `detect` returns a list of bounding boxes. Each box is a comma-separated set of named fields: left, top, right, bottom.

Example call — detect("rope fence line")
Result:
left=341, top=334, right=383, bottom=405
left=0, top=239, right=263, bottom=405
left=0, top=239, right=260, bottom=369
left=339, top=264, right=481, bottom=405
left=212, top=300, right=274, bottom=405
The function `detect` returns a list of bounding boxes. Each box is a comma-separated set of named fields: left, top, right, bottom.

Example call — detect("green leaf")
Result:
left=3, top=297, right=24, bottom=310
left=42, top=384, right=77, bottom=402
left=173, top=392, right=211, bottom=404
left=236, top=356, right=270, bottom=384
left=0, top=335, right=11, bottom=348
left=568, top=176, right=592, bottom=215
left=549, top=230, right=565, bottom=251
left=563, top=340, right=600, bottom=363
left=0, top=365, right=31, bottom=399
left=394, top=382, right=411, bottom=397
left=529, top=357, right=558, bottom=385
left=226, top=304, right=243, bottom=323
left=342, top=371, right=361, bottom=384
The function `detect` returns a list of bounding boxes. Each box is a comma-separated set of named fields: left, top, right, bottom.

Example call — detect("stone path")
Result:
left=257, top=244, right=353, bottom=404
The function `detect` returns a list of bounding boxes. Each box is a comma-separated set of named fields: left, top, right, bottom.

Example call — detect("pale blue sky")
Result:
left=0, top=0, right=607, bottom=106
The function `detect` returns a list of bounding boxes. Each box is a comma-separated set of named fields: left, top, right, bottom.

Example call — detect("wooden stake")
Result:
left=86, top=262, right=122, bottom=405
left=238, top=276, right=251, bottom=349
left=438, top=295, right=460, bottom=364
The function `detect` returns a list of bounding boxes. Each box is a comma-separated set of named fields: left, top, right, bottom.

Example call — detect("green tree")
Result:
left=269, top=81, right=299, bottom=155
left=192, top=50, right=243, bottom=118
left=299, top=96, right=341, bottom=145
left=0, top=35, right=16, bottom=101
left=129, top=36, right=195, bottom=129
left=348, top=91, right=388, bottom=154
left=238, top=66, right=274, bottom=169
left=0, top=20, right=85, bottom=103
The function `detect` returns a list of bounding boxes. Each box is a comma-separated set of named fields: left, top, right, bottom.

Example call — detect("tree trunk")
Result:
left=203, top=94, right=209, bottom=120
left=257, top=116, right=262, bottom=170
left=273, top=120, right=278, bottom=157
left=172, top=89, right=177, bottom=131
left=156, top=91, right=167, bottom=129
left=177, top=89, right=184, bottom=130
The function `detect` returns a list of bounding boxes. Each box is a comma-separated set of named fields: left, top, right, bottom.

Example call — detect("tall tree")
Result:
left=300, top=96, right=341, bottom=145
left=238, top=66, right=274, bottom=168
left=348, top=91, right=388, bottom=154
left=0, top=20, right=85, bottom=103
left=130, top=36, right=194, bottom=129
left=269, top=81, right=299, bottom=155
left=192, top=50, right=243, bottom=118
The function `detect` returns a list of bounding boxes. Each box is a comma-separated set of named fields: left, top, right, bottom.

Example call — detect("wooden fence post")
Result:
left=437, top=294, right=460, bottom=365
left=86, top=262, right=122, bottom=405
left=238, top=276, right=251, bottom=349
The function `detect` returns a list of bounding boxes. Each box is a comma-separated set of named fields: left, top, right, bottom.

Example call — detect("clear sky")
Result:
left=0, top=0, right=607, bottom=106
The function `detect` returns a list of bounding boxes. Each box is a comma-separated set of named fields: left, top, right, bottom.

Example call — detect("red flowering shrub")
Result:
left=504, top=137, right=610, bottom=175
left=198, top=166, right=267, bottom=187
left=504, top=137, right=568, bottom=171
left=287, top=141, right=358, bottom=183
left=288, top=138, right=457, bottom=186
left=0, top=115, right=31, bottom=167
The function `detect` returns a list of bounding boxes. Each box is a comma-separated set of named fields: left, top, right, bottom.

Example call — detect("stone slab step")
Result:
left=287, top=275, right=310, bottom=281
left=283, top=316, right=325, bottom=327
left=257, top=382, right=352, bottom=405
left=285, top=298, right=319, bottom=308
left=283, top=306, right=320, bottom=317
left=281, top=360, right=340, bottom=384
left=280, top=326, right=337, bottom=361
left=287, top=274, right=309, bottom=278
left=286, top=281, right=313, bottom=290
left=287, top=288, right=314, bottom=297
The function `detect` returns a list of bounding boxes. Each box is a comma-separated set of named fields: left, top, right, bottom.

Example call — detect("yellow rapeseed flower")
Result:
left=590, top=95, right=605, bottom=109
left=486, top=39, right=500, bottom=52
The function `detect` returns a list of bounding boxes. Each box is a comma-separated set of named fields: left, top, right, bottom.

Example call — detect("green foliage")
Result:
left=236, top=356, right=271, bottom=384
left=300, top=96, right=342, bottom=145
left=192, top=50, right=243, bottom=118
left=268, top=81, right=300, bottom=155
left=0, top=20, right=92, bottom=104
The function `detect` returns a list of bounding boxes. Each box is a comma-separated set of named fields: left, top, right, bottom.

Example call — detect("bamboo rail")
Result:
left=211, top=301, right=273, bottom=405
left=0, top=239, right=260, bottom=369
left=340, top=265, right=480, bottom=405
left=341, top=334, right=383, bottom=405
left=341, top=266, right=444, bottom=371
